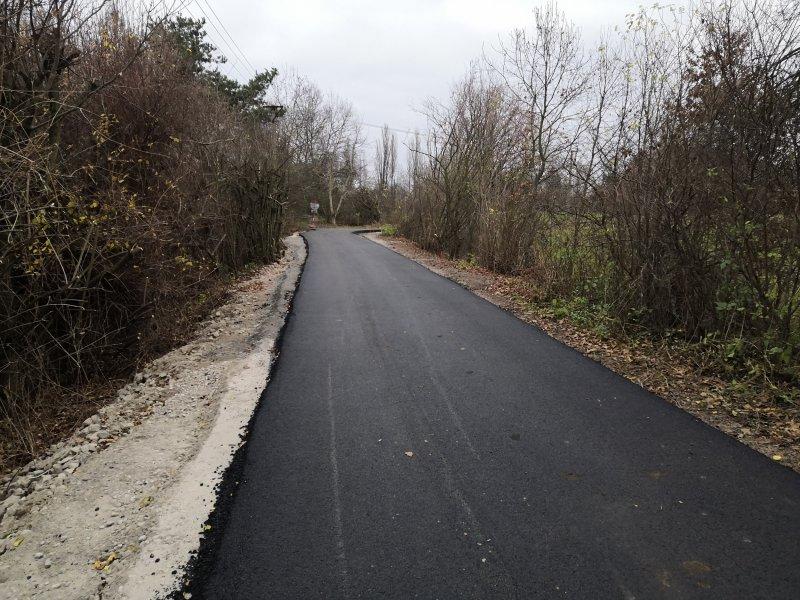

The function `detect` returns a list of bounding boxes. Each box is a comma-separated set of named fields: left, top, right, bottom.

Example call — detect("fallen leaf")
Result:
left=12, top=537, right=23, bottom=548
left=138, top=495, right=153, bottom=508
left=772, top=454, right=783, bottom=461
left=682, top=560, right=712, bottom=575
left=92, top=552, right=117, bottom=571
left=202, top=524, right=212, bottom=532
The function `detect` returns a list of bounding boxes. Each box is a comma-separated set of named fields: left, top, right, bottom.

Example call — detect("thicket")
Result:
left=1, top=1, right=288, bottom=467
left=400, top=0, right=800, bottom=390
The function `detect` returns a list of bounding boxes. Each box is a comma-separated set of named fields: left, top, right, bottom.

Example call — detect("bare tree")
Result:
left=273, top=76, right=364, bottom=224
left=488, top=2, right=588, bottom=191
left=374, top=124, right=397, bottom=217
left=319, top=95, right=361, bottom=224
left=399, top=0, right=800, bottom=387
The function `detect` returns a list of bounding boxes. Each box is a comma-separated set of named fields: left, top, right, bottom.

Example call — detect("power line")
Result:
left=184, top=2, right=253, bottom=81
left=185, top=3, right=250, bottom=79
left=361, top=121, right=423, bottom=136
left=196, top=0, right=258, bottom=76
left=179, top=5, right=419, bottom=135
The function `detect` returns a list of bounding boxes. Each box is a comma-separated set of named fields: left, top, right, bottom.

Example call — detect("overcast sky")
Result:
left=187, top=1, right=681, bottom=160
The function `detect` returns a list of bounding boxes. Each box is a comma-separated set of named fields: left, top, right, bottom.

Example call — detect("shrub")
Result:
left=0, top=3, right=288, bottom=467
left=399, top=0, right=800, bottom=385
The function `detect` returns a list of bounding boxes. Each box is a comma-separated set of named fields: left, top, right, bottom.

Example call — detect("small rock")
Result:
left=97, top=430, right=110, bottom=440
left=44, top=558, right=52, bottom=568
left=34, top=552, right=44, bottom=559
left=1, top=495, right=21, bottom=509
left=9, top=502, right=27, bottom=518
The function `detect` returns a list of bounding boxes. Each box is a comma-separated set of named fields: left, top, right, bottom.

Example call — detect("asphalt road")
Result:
left=195, top=229, right=800, bottom=599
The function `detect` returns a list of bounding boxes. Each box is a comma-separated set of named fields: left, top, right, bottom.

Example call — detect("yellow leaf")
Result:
left=772, top=454, right=783, bottom=461
left=92, top=552, right=117, bottom=571
left=12, top=537, right=23, bottom=548
left=138, top=495, right=153, bottom=508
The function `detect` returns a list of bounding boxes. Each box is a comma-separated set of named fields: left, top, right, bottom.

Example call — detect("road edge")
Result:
left=361, top=231, right=799, bottom=473
left=170, top=233, right=310, bottom=599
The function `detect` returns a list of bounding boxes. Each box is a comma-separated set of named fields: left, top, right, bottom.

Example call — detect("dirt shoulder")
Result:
left=0, top=234, right=306, bottom=600
left=365, top=232, right=800, bottom=474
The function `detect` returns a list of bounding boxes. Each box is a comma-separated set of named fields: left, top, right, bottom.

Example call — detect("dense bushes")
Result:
left=400, top=1, right=799, bottom=386
left=1, top=2, right=288, bottom=465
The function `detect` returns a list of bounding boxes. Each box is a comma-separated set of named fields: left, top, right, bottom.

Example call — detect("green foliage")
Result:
left=456, top=253, right=478, bottom=270
left=165, top=16, right=220, bottom=73
left=166, top=16, right=285, bottom=123
left=550, top=296, right=613, bottom=339
left=380, top=224, right=397, bottom=236
left=204, top=69, right=285, bottom=123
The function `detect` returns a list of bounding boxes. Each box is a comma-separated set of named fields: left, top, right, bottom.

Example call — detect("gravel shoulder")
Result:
left=365, top=232, right=800, bottom=473
left=0, top=234, right=306, bottom=600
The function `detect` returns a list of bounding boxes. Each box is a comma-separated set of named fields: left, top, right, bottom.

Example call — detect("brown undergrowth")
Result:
left=0, top=264, right=258, bottom=474
left=370, top=233, right=800, bottom=473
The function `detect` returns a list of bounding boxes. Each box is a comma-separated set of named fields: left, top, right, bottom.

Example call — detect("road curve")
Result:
left=194, top=228, right=800, bottom=599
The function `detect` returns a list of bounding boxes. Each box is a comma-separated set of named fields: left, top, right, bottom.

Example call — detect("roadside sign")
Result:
left=310, top=202, right=320, bottom=214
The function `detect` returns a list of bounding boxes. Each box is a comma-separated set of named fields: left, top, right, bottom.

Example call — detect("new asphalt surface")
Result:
left=195, top=229, right=800, bottom=599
